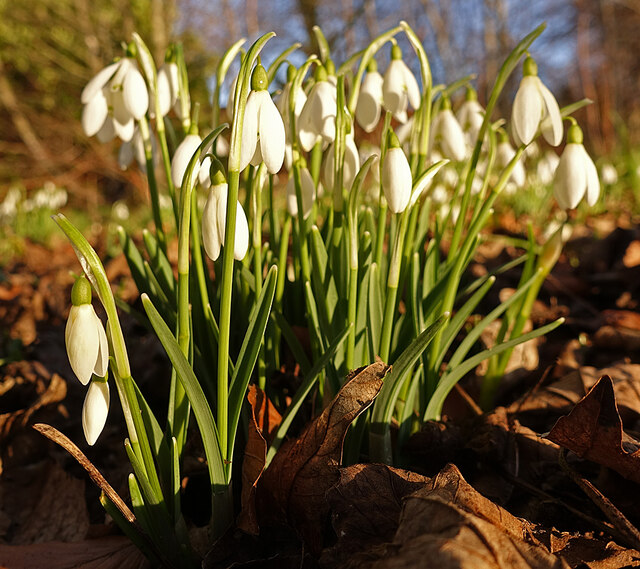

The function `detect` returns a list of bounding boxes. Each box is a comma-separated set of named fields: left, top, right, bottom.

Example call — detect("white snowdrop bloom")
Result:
left=537, top=151, right=560, bottom=184
left=81, top=53, right=150, bottom=142
left=382, top=45, right=421, bottom=124
left=553, top=123, right=600, bottom=209
left=511, top=56, right=563, bottom=147
left=171, top=132, right=211, bottom=189
left=496, top=136, right=525, bottom=188
left=432, top=101, right=467, bottom=162
left=118, top=127, right=158, bottom=171
left=297, top=66, right=337, bottom=152
left=456, top=88, right=484, bottom=145
left=277, top=71, right=307, bottom=169
left=382, top=134, right=412, bottom=214
left=286, top=166, right=316, bottom=219
left=431, top=184, right=448, bottom=204
left=240, top=64, right=286, bottom=174
left=155, top=61, right=179, bottom=117
left=202, top=174, right=249, bottom=261
left=65, top=277, right=108, bottom=386
left=323, top=134, right=360, bottom=193
left=82, top=379, right=110, bottom=446
left=355, top=61, right=384, bottom=133
left=600, top=163, right=618, bottom=186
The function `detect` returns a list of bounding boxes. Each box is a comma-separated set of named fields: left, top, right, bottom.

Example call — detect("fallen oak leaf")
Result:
left=323, top=463, right=430, bottom=565
left=237, top=385, right=282, bottom=535
left=546, top=375, right=640, bottom=484
left=257, top=362, right=390, bottom=554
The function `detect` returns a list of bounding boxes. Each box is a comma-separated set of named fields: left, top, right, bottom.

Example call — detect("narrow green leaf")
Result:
left=141, top=295, right=226, bottom=486
left=425, top=318, right=565, bottom=421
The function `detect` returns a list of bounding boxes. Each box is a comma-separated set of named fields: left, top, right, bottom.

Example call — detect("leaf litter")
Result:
left=4, top=226, right=640, bottom=568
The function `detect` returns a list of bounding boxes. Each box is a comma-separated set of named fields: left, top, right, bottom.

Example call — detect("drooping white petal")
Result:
left=65, top=304, right=101, bottom=386
left=239, top=91, right=260, bottom=172
left=383, top=60, right=408, bottom=120
left=118, top=140, right=134, bottom=170
left=202, top=184, right=225, bottom=261
left=82, top=88, right=109, bottom=137
left=199, top=156, right=212, bottom=188
left=81, top=62, right=120, bottom=104
left=233, top=201, right=249, bottom=260
left=382, top=147, right=412, bottom=214
left=538, top=81, right=563, bottom=146
left=497, top=141, right=525, bottom=188
left=156, top=65, right=173, bottom=117
left=287, top=168, right=315, bottom=219
left=298, top=81, right=336, bottom=151
left=122, top=64, right=149, bottom=121
left=583, top=147, right=600, bottom=206
left=511, top=76, right=543, bottom=146
left=553, top=143, right=586, bottom=209
left=82, top=380, right=110, bottom=446
left=257, top=91, right=285, bottom=174
left=401, top=62, right=421, bottom=110
left=171, top=134, right=202, bottom=189
left=96, top=116, right=116, bottom=143
left=93, top=315, right=109, bottom=377
left=323, top=135, right=360, bottom=192
left=355, top=71, right=383, bottom=133
left=436, top=109, right=467, bottom=162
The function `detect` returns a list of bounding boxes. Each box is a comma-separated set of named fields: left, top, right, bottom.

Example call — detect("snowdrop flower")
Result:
left=431, top=98, right=467, bottom=162
left=600, top=163, right=618, bottom=186
left=359, top=143, right=381, bottom=184
left=355, top=60, right=384, bottom=133
left=553, top=123, right=599, bottom=209
left=382, top=131, right=412, bottom=214
left=154, top=60, right=179, bottom=118
left=202, top=162, right=249, bottom=261
left=456, top=87, right=484, bottom=145
left=240, top=64, right=286, bottom=173
left=297, top=65, right=337, bottom=152
left=277, top=65, right=307, bottom=169
left=65, top=276, right=108, bottom=386
left=511, top=56, right=563, bottom=147
left=382, top=44, right=421, bottom=124
left=81, top=48, right=150, bottom=142
left=286, top=165, right=316, bottom=219
left=323, top=133, right=360, bottom=193
left=537, top=151, right=560, bottom=184
left=496, top=131, right=525, bottom=188
left=118, top=126, right=159, bottom=171
left=171, top=130, right=212, bottom=189
left=83, top=377, right=110, bottom=446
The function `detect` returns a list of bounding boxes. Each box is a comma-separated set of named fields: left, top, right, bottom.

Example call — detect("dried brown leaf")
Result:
left=237, top=386, right=282, bottom=535
left=0, top=536, right=150, bottom=569
left=547, top=376, right=640, bottom=484
left=258, top=362, right=390, bottom=554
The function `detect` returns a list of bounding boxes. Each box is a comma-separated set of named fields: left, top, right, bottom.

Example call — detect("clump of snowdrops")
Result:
left=53, top=22, right=597, bottom=566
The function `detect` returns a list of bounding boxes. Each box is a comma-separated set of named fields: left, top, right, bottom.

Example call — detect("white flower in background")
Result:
left=355, top=60, right=384, bottom=133
left=81, top=49, right=150, bottom=142
left=118, top=126, right=159, bottom=171
left=202, top=164, right=249, bottom=261
left=358, top=143, right=381, bottom=184
left=382, top=44, right=421, bottom=124
left=553, top=123, right=600, bottom=209
left=286, top=166, right=316, bottom=219
left=496, top=133, right=525, bottom=188
left=323, top=133, right=360, bottom=193
left=170, top=131, right=212, bottom=189
left=537, top=151, right=560, bottom=184
left=382, top=131, right=412, bottom=214
left=154, top=61, right=179, bottom=118
left=65, top=277, right=108, bottom=386
left=511, top=56, right=563, bottom=147
left=82, top=378, right=110, bottom=446
left=240, top=64, right=285, bottom=174
left=277, top=65, right=307, bottom=169
left=456, top=87, right=484, bottom=145
left=297, top=65, right=337, bottom=152
left=431, top=98, right=467, bottom=162
left=600, top=162, right=618, bottom=186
